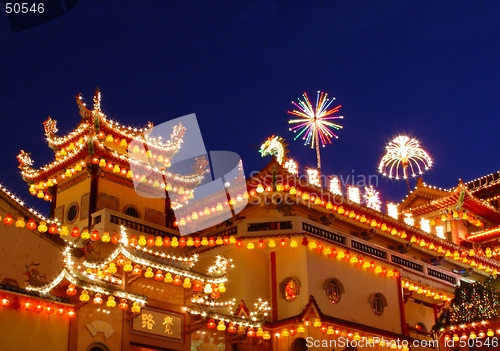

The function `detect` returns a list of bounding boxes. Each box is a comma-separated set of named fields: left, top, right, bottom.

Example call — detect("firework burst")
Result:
left=379, top=135, right=433, bottom=181
left=288, top=91, right=343, bottom=171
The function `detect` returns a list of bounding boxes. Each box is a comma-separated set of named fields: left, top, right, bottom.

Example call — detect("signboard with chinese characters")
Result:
left=132, top=308, right=183, bottom=340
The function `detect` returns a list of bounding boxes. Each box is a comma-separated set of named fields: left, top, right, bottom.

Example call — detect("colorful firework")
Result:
left=378, top=135, right=433, bottom=180
left=363, top=186, right=381, bottom=211
left=288, top=91, right=343, bottom=171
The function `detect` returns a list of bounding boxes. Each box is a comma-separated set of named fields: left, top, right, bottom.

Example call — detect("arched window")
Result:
left=86, top=343, right=109, bottom=351
left=290, top=337, right=308, bottom=351
left=123, top=205, right=140, bottom=218
left=369, top=293, right=387, bottom=315
left=415, top=322, right=427, bottom=331
left=325, top=278, right=345, bottom=304
left=281, top=277, right=300, bottom=302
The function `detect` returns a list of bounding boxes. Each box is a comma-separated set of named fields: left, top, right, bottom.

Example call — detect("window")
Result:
left=290, top=337, right=308, bottom=351
left=415, top=322, right=427, bottom=331
left=66, top=202, right=79, bottom=223
left=281, top=277, right=300, bottom=302
left=369, top=293, right=387, bottom=316
left=86, top=343, right=109, bottom=351
left=124, top=205, right=140, bottom=218
left=325, top=278, right=344, bottom=304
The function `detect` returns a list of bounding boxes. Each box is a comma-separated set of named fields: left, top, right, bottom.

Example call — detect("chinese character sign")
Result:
left=133, top=309, right=183, bottom=340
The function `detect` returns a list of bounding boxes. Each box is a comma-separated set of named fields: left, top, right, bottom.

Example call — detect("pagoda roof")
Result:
left=17, top=89, right=209, bottom=201
left=266, top=295, right=411, bottom=341
left=398, top=178, right=449, bottom=213
left=246, top=158, right=500, bottom=274
left=467, top=225, right=500, bottom=243
left=402, top=182, right=500, bottom=224
left=464, top=170, right=500, bottom=195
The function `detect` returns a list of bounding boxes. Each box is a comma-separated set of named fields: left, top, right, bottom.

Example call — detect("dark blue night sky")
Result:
left=1, top=1, right=500, bottom=215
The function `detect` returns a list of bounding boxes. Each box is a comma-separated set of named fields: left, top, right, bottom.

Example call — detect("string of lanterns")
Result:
left=0, top=292, right=76, bottom=318
left=247, top=183, right=500, bottom=275
left=401, top=279, right=452, bottom=302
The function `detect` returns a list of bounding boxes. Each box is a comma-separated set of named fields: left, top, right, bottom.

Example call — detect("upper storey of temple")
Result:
left=16, top=89, right=209, bottom=204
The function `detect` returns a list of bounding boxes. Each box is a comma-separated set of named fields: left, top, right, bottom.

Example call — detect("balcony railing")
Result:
left=91, top=208, right=178, bottom=237
left=90, top=209, right=461, bottom=287
left=235, top=215, right=460, bottom=286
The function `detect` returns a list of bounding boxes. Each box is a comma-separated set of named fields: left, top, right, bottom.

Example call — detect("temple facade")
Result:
left=1, top=90, right=499, bottom=351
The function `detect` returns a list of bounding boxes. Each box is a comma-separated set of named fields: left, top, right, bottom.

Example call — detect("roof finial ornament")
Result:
left=17, top=150, right=33, bottom=169
left=43, top=117, right=58, bottom=136
left=93, top=87, right=101, bottom=112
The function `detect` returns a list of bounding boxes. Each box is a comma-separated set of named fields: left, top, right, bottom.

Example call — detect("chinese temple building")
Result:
left=1, top=90, right=500, bottom=351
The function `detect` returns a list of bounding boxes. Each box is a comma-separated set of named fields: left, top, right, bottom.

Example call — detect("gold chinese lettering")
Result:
left=141, top=313, right=155, bottom=330
left=163, top=316, right=174, bottom=334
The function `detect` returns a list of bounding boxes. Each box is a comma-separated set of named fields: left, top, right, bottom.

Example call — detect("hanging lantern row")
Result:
left=248, top=184, right=499, bottom=275
left=401, top=280, right=452, bottom=302
left=82, top=258, right=225, bottom=298
left=70, top=285, right=140, bottom=313
left=6, top=211, right=500, bottom=275
left=204, top=317, right=408, bottom=349
left=0, top=293, right=75, bottom=318
left=431, top=210, right=483, bottom=228
left=444, top=329, right=500, bottom=342
left=26, top=149, right=204, bottom=200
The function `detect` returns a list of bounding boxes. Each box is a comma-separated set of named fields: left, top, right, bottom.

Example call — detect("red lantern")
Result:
left=228, top=323, right=237, bottom=334
left=119, top=299, right=128, bottom=310
left=71, top=226, right=80, bottom=238
left=66, top=284, right=77, bottom=296
left=111, top=233, right=119, bottom=245
left=211, top=287, right=220, bottom=299
left=193, top=237, right=201, bottom=247
left=258, top=239, right=265, bottom=249
left=343, top=251, right=350, bottom=260
left=179, top=237, right=186, bottom=248
left=223, top=236, right=230, bottom=245
left=67, top=308, right=76, bottom=318
left=163, top=237, right=171, bottom=247
left=132, top=265, right=142, bottom=276
left=280, top=238, right=286, bottom=247
left=116, top=255, right=125, bottom=266
left=320, top=325, right=327, bottom=334
left=207, top=319, right=216, bottom=329
left=1, top=296, right=10, bottom=307
left=3, top=214, right=14, bottom=226
left=236, top=239, right=243, bottom=248
left=26, top=219, right=37, bottom=230
left=129, top=235, right=138, bottom=246
left=91, top=157, right=99, bottom=164
left=172, top=275, right=182, bottom=286
left=302, top=237, right=309, bottom=246
left=192, top=280, right=203, bottom=292
left=35, top=303, right=43, bottom=313
left=24, top=299, right=32, bottom=311
left=56, top=307, right=65, bottom=316
left=91, top=230, right=100, bottom=241
left=45, top=304, right=54, bottom=314
left=208, top=236, right=215, bottom=247
left=154, top=270, right=164, bottom=281
left=289, top=326, right=297, bottom=336
left=146, top=236, right=155, bottom=247
left=48, top=224, right=58, bottom=235
left=247, top=327, right=255, bottom=338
